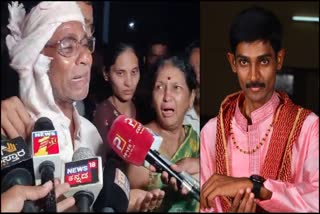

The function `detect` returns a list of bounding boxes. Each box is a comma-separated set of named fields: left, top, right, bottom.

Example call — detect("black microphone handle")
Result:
left=39, top=161, right=56, bottom=212
left=189, top=187, right=200, bottom=201
left=146, top=150, right=185, bottom=185
left=179, top=171, right=200, bottom=201
left=146, top=150, right=200, bottom=201
left=74, top=190, right=94, bottom=212
left=39, top=161, right=55, bottom=183
left=146, top=150, right=199, bottom=201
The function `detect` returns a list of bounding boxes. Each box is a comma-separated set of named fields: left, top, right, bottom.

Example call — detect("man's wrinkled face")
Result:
left=42, top=21, right=93, bottom=104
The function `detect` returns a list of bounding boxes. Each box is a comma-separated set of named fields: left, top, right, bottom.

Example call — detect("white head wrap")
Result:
left=6, top=1, right=85, bottom=119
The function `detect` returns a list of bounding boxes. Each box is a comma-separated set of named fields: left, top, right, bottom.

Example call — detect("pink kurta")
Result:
left=200, top=92, right=319, bottom=212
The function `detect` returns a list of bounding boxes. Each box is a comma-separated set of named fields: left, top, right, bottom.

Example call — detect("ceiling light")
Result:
left=292, top=16, right=319, bottom=23
left=128, top=21, right=135, bottom=29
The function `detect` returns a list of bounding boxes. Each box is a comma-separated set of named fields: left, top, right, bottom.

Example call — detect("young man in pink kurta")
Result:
left=200, top=7, right=319, bottom=213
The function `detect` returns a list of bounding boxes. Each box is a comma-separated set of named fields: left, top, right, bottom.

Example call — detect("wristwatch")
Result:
left=249, top=174, right=265, bottom=199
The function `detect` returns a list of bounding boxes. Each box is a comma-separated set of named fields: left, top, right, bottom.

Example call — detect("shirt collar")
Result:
left=186, top=107, right=199, bottom=120
left=234, top=91, right=280, bottom=130
left=54, top=102, right=81, bottom=138
left=72, top=101, right=81, bottom=139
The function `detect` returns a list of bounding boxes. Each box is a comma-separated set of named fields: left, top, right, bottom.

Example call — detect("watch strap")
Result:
left=251, top=179, right=261, bottom=198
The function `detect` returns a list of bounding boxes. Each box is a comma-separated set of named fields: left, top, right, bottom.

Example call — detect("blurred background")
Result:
left=200, top=1, right=319, bottom=128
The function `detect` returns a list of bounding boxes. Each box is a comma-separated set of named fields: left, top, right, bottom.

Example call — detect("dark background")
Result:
left=107, top=2, right=199, bottom=52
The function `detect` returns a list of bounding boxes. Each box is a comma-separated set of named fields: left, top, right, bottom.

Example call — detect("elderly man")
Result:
left=5, top=1, right=104, bottom=162
left=2, top=1, right=99, bottom=212
left=1, top=1, right=95, bottom=145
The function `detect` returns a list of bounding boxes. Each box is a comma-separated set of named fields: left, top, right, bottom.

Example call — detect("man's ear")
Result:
left=227, top=52, right=236, bottom=74
left=276, top=48, right=286, bottom=71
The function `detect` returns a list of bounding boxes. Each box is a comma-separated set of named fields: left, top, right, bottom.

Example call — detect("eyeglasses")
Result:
left=45, top=36, right=96, bottom=58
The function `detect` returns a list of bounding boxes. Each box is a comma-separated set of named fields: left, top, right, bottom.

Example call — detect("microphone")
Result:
left=1, top=136, right=38, bottom=212
left=31, top=117, right=61, bottom=180
left=62, top=147, right=103, bottom=212
left=107, top=115, right=200, bottom=201
left=93, top=157, right=130, bottom=212
left=147, top=149, right=200, bottom=198
left=31, top=117, right=61, bottom=212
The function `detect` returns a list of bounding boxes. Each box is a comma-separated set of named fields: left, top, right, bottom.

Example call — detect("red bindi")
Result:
left=167, top=76, right=171, bottom=80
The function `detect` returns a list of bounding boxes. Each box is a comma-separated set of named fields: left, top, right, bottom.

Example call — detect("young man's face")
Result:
left=42, top=21, right=93, bottom=104
left=227, top=40, right=285, bottom=108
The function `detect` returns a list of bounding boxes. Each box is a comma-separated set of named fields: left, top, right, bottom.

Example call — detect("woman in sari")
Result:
left=127, top=55, right=200, bottom=212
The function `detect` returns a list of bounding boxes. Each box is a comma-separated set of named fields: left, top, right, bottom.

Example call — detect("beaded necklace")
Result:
left=230, top=121, right=273, bottom=154
left=229, top=104, right=282, bottom=154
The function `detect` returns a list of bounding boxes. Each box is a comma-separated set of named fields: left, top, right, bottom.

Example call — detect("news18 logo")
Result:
left=65, top=158, right=99, bottom=187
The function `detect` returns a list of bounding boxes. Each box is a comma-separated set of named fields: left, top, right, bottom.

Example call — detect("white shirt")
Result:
left=183, top=107, right=200, bottom=136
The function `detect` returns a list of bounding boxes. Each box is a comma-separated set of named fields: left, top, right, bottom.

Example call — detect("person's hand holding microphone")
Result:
left=1, top=178, right=75, bottom=212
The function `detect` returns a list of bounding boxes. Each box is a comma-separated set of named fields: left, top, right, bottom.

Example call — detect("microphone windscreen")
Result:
left=107, top=115, right=154, bottom=165
left=72, top=147, right=95, bottom=161
left=33, top=117, right=55, bottom=131
left=1, top=137, right=35, bottom=207
left=1, top=168, right=33, bottom=193
left=63, top=148, right=103, bottom=210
